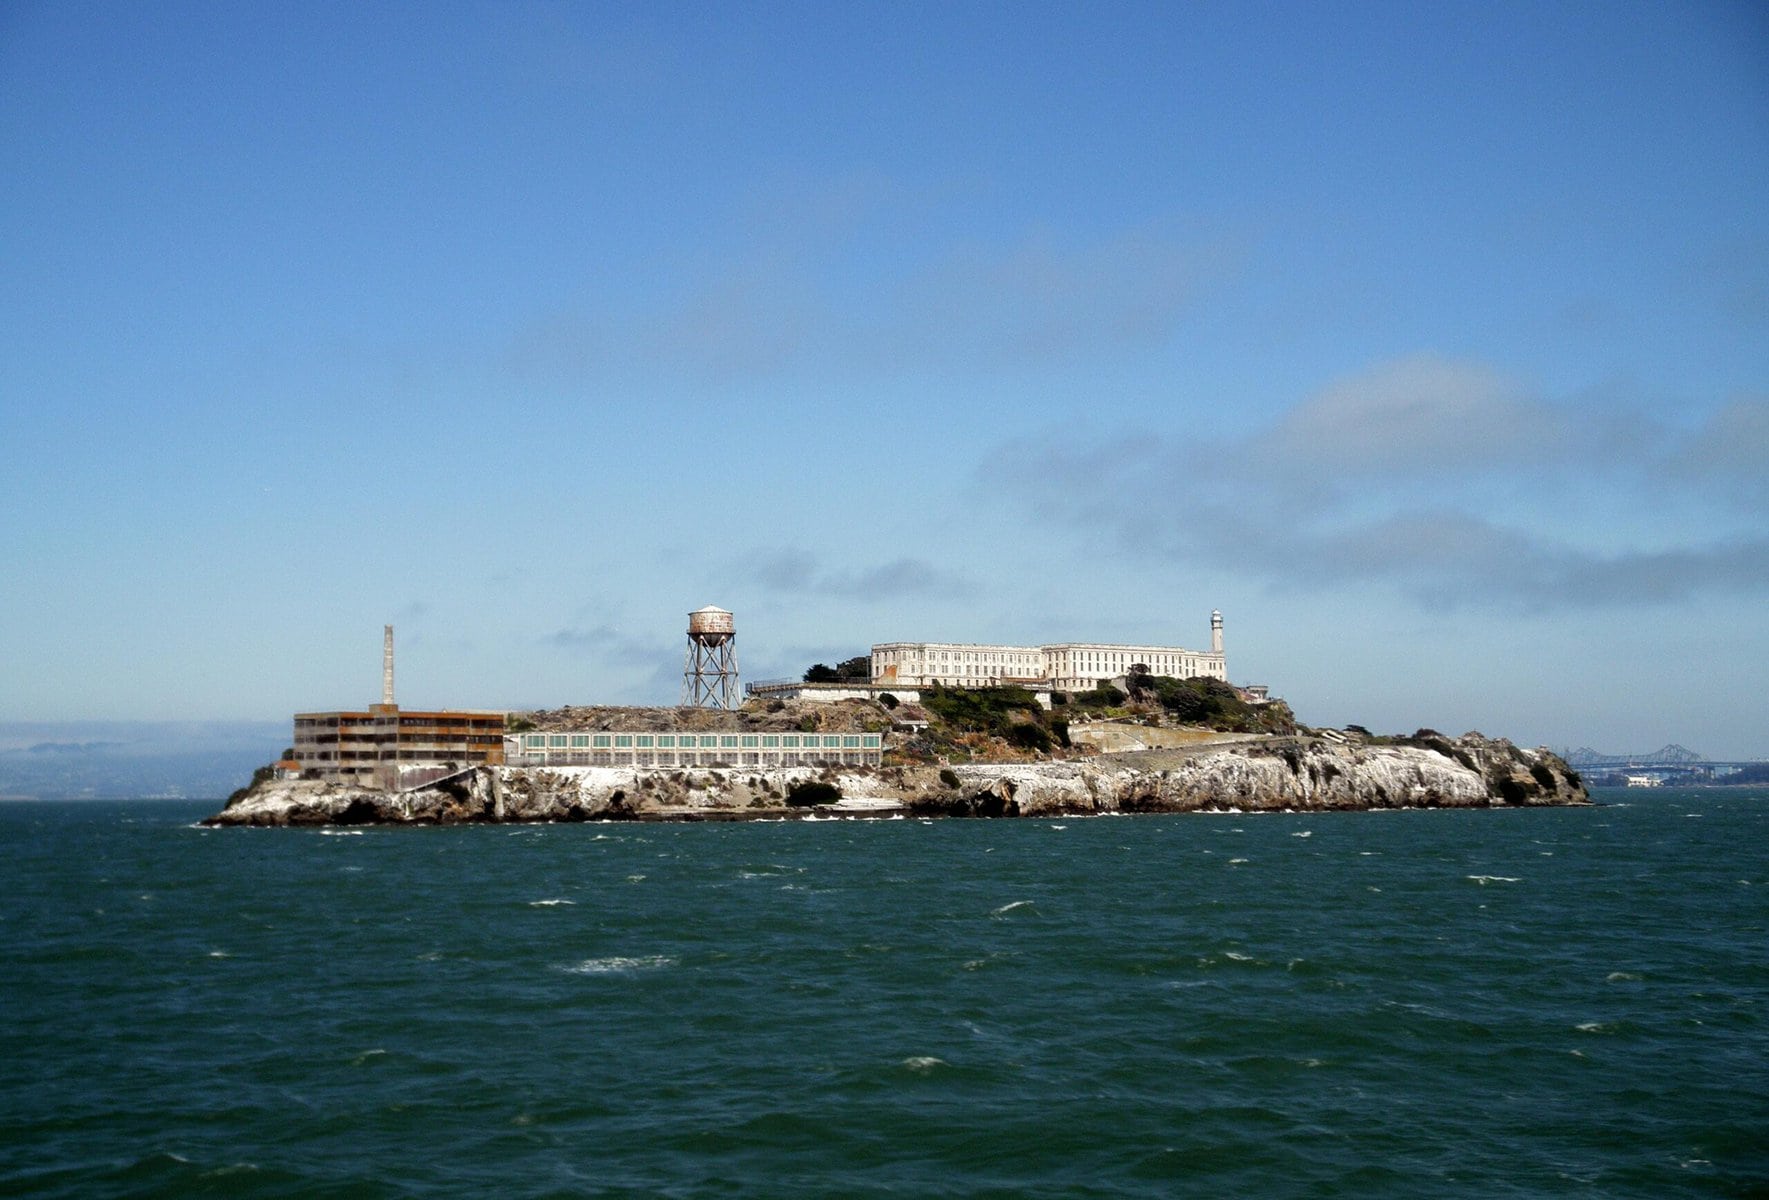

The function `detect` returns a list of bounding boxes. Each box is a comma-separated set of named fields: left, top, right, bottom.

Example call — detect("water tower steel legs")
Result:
left=682, top=639, right=740, bottom=709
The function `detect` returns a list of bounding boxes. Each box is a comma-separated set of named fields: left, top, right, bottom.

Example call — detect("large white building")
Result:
left=871, top=612, right=1227, bottom=691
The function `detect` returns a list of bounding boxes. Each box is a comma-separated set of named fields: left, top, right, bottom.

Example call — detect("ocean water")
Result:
left=2, top=790, right=1765, bottom=1198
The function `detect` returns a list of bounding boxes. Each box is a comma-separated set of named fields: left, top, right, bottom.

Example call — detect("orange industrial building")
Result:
left=291, top=705, right=507, bottom=786
left=286, top=626, right=505, bottom=789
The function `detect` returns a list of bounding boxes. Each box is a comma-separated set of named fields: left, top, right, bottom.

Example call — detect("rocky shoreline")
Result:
left=205, top=731, right=1586, bottom=826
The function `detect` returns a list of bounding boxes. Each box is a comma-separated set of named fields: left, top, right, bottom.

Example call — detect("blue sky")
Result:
left=2, top=1, right=1765, bottom=758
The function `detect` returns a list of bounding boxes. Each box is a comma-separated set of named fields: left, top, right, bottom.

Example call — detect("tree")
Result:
left=834, top=655, right=871, bottom=682
left=803, top=663, right=838, bottom=683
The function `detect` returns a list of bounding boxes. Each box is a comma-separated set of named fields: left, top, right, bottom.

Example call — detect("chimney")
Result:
left=382, top=625, right=395, bottom=707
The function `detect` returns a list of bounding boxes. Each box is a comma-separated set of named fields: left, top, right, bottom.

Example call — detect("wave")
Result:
left=562, top=955, right=676, bottom=975
left=528, top=899, right=575, bottom=906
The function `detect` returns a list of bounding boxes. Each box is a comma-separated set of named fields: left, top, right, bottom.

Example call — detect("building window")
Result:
left=570, top=735, right=589, bottom=748
left=720, top=735, right=738, bottom=748
left=615, top=735, right=633, bottom=748
left=592, top=735, right=611, bottom=748
left=636, top=735, right=653, bottom=748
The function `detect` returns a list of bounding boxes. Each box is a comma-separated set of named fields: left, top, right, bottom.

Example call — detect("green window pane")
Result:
left=781, top=736, right=799, bottom=748
left=843, top=736, right=860, bottom=748
left=524, top=735, right=545, bottom=748
left=762, top=736, right=779, bottom=748
left=701, top=736, right=718, bottom=748
left=549, top=735, right=568, bottom=748
left=637, top=736, right=653, bottom=748
left=740, top=735, right=758, bottom=748
left=720, top=735, right=738, bottom=748
left=570, top=735, right=589, bottom=748
left=657, top=736, right=674, bottom=748
left=592, top=735, right=611, bottom=748
left=614, top=735, right=633, bottom=748
left=824, top=735, right=843, bottom=748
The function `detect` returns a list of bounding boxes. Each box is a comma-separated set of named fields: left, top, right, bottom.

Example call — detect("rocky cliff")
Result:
left=204, top=731, right=1586, bottom=826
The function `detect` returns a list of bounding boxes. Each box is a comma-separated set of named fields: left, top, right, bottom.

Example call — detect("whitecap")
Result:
left=1224, top=951, right=1254, bottom=961
left=318, top=829, right=364, bottom=836
left=1048, top=824, right=1067, bottom=830
left=1228, top=857, right=1249, bottom=865
left=626, top=875, right=645, bottom=883
left=1575, top=1021, right=1610, bottom=1033
left=207, top=950, right=230, bottom=958
left=901, top=1056, right=947, bottom=1073
left=1466, top=875, right=1520, bottom=884
left=562, top=955, right=675, bottom=974
left=1292, top=831, right=1311, bottom=838
left=991, top=900, right=1035, bottom=916
left=528, top=899, right=575, bottom=907
left=1605, top=971, right=1642, bottom=982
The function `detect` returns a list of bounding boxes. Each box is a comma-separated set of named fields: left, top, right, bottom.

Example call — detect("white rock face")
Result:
left=206, top=732, right=1585, bottom=826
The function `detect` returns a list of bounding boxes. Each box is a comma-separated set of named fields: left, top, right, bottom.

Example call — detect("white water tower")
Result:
left=682, top=605, right=740, bottom=709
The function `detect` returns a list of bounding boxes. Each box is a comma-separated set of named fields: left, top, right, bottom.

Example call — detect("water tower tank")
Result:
left=683, top=606, right=740, bottom=708
left=688, top=605, right=735, bottom=643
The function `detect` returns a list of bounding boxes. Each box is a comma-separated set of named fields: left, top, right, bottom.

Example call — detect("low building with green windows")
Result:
left=505, top=730, right=883, bottom=769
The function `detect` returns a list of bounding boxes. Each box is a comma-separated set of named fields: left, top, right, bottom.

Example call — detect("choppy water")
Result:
left=3, top=790, right=1766, bottom=1198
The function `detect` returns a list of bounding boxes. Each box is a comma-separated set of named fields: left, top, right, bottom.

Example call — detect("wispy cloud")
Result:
left=746, top=550, right=972, bottom=601
left=542, top=624, right=671, bottom=667
left=996, top=355, right=1769, bottom=611
left=506, top=192, right=1244, bottom=386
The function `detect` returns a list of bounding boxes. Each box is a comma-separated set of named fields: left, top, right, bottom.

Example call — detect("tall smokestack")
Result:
left=382, top=625, right=395, bottom=706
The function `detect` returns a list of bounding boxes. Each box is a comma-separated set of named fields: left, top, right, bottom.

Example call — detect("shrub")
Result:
left=1007, top=723, right=1053, bottom=752
left=939, top=768, right=961, bottom=789
left=1074, top=683, right=1126, bottom=708
left=878, top=692, right=899, bottom=710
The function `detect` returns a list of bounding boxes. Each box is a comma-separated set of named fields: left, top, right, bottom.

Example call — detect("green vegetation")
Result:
left=803, top=656, right=871, bottom=683
left=224, top=761, right=277, bottom=808
left=912, top=684, right=1059, bottom=761
left=1128, top=675, right=1295, bottom=734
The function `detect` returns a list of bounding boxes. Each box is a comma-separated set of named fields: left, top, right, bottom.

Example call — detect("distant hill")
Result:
left=0, top=721, right=287, bottom=800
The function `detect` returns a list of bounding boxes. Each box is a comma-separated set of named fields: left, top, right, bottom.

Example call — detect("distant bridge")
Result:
left=1565, top=744, right=1703, bottom=767
left=1562, top=745, right=1765, bottom=772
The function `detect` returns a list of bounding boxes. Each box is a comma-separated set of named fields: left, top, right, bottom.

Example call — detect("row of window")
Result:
left=512, top=750, right=882, bottom=768
left=519, top=732, right=881, bottom=751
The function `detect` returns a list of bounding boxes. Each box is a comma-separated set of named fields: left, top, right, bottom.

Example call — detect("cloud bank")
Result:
left=998, top=355, right=1769, bottom=611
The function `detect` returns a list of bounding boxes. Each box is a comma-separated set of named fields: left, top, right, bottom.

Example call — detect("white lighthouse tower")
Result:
left=682, top=605, right=740, bottom=709
left=1211, top=610, right=1223, bottom=656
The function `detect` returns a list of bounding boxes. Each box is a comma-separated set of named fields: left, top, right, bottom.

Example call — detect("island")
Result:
left=205, top=681, right=1587, bottom=826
